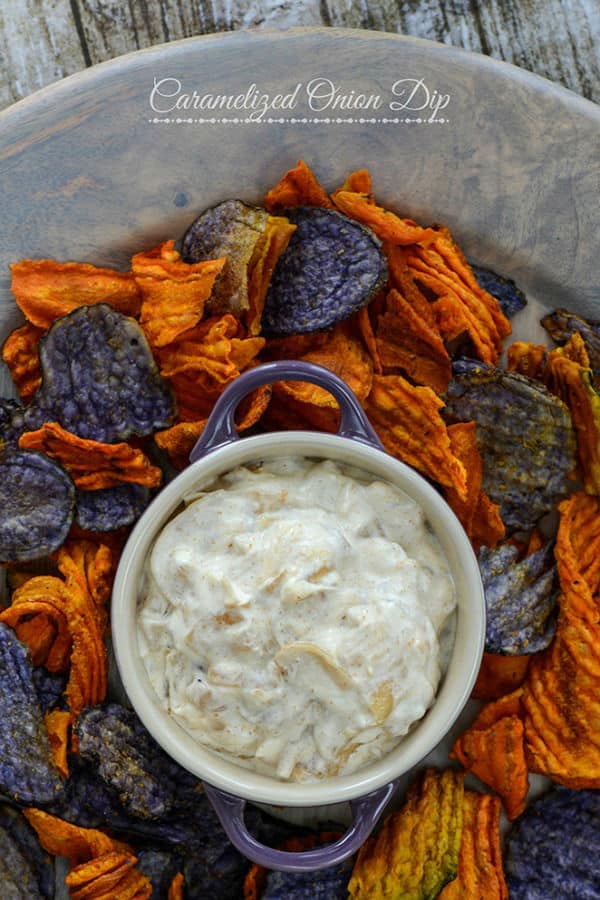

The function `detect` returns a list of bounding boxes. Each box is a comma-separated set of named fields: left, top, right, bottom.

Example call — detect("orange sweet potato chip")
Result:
left=407, top=229, right=511, bottom=364
left=262, top=391, right=340, bottom=434
left=67, top=853, right=152, bottom=900
left=554, top=490, right=600, bottom=608
left=1, top=322, right=44, bottom=401
left=0, top=576, right=72, bottom=671
left=521, top=491, right=600, bottom=788
left=331, top=189, right=437, bottom=245
left=365, top=374, right=467, bottom=498
left=10, top=260, right=142, bottom=328
left=439, top=792, right=507, bottom=899
left=375, top=288, right=451, bottom=393
left=451, top=691, right=529, bottom=820
left=24, top=809, right=133, bottom=867
left=348, top=769, right=464, bottom=899
left=155, top=383, right=271, bottom=469
left=19, top=422, right=162, bottom=490
left=246, top=216, right=296, bottom=335
left=264, top=159, right=333, bottom=212
left=557, top=329, right=591, bottom=366
left=168, top=873, right=185, bottom=900
left=445, top=422, right=505, bottom=552
left=0, top=541, right=113, bottom=722
left=471, top=652, right=531, bottom=700
left=47, top=540, right=111, bottom=730
left=132, top=240, right=226, bottom=348
left=262, top=323, right=373, bottom=435
left=414, top=275, right=498, bottom=364
left=383, top=242, right=437, bottom=329
left=155, top=419, right=207, bottom=469
left=543, top=342, right=600, bottom=494
left=44, top=709, right=71, bottom=778
left=266, top=321, right=374, bottom=407
left=351, top=303, right=383, bottom=374
left=157, top=315, right=265, bottom=419
left=333, top=168, right=373, bottom=197
left=506, top=341, right=548, bottom=379
left=429, top=229, right=511, bottom=344
left=66, top=852, right=136, bottom=894
left=60, top=537, right=116, bottom=612
left=11, top=614, right=57, bottom=665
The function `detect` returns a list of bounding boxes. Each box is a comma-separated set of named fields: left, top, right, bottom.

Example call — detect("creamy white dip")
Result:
left=137, top=457, right=456, bottom=781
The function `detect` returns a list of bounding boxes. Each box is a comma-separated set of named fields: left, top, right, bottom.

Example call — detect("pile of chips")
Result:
left=1, top=159, right=599, bottom=896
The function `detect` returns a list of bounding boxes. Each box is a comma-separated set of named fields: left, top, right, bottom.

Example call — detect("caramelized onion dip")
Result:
left=137, top=457, right=456, bottom=781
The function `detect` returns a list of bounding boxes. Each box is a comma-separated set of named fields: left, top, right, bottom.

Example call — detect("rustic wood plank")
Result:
left=321, top=0, right=600, bottom=102
left=0, top=0, right=87, bottom=108
left=0, top=0, right=598, bottom=112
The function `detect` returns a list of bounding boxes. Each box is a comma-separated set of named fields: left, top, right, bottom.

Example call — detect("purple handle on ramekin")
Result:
left=189, top=359, right=383, bottom=462
left=189, top=361, right=394, bottom=870
left=203, top=781, right=398, bottom=873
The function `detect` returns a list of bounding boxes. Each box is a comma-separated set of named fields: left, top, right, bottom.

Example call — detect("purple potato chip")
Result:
left=0, top=805, right=54, bottom=899
left=506, top=786, right=600, bottom=899
left=181, top=199, right=271, bottom=317
left=32, top=666, right=67, bottom=713
left=75, top=483, right=150, bottom=532
left=51, top=755, right=195, bottom=844
left=136, top=848, right=183, bottom=896
left=261, top=207, right=388, bottom=335
left=182, top=799, right=318, bottom=899
left=471, top=265, right=527, bottom=319
left=0, top=398, right=20, bottom=439
left=75, top=702, right=199, bottom=820
left=0, top=450, right=75, bottom=563
left=444, top=359, right=576, bottom=531
left=7, top=304, right=175, bottom=445
left=0, top=623, right=63, bottom=805
left=261, top=857, right=353, bottom=900
left=542, top=308, right=600, bottom=376
left=478, top=542, right=558, bottom=654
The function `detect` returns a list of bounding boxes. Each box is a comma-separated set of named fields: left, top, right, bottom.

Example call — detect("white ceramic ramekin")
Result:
left=112, top=360, right=485, bottom=872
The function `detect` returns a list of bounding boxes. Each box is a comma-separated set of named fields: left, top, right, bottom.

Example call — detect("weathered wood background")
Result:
left=0, top=0, right=598, bottom=113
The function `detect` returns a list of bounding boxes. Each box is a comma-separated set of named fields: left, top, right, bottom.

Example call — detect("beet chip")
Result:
left=0, top=623, right=63, bottom=805
left=11, top=303, right=175, bottom=444
left=444, top=359, right=576, bottom=530
left=262, top=207, right=387, bottom=335
left=0, top=804, right=55, bottom=899
left=0, top=450, right=75, bottom=563
left=479, top=542, right=558, bottom=655
left=505, top=786, right=600, bottom=899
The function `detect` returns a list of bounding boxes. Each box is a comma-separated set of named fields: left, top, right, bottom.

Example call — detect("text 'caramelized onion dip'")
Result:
left=136, top=457, right=456, bottom=782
